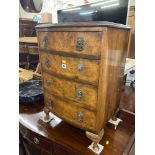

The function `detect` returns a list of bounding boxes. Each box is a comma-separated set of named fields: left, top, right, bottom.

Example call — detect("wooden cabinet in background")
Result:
left=19, top=37, right=39, bottom=70
left=19, top=18, right=37, bottom=37
left=127, top=6, right=135, bottom=59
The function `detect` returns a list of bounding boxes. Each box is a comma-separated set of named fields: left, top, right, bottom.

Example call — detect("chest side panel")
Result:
left=95, top=28, right=130, bottom=132
left=106, top=28, right=130, bottom=119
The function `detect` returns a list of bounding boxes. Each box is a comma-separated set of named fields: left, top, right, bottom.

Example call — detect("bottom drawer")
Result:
left=20, top=125, right=53, bottom=153
left=44, top=93, right=96, bottom=132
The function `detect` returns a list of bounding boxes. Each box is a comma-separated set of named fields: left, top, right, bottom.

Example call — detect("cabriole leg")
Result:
left=43, top=107, right=50, bottom=120
left=40, top=107, right=53, bottom=123
left=86, top=129, right=104, bottom=154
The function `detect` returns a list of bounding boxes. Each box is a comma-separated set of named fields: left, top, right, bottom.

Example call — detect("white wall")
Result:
left=62, top=0, right=135, bottom=8
left=19, top=0, right=58, bottom=23
left=19, top=0, right=135, bottom=22
left=130, top=0, right=135, bottom=6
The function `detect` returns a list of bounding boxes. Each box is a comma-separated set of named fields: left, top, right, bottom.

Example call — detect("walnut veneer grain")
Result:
left=36, top=22, right=130, bottom=147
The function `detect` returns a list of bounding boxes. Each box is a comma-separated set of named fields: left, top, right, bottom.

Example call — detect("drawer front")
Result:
left=44, top=93, right=96, bottom=131
left=38, top=31, right=102, bottom=57
left=20, top=126, right=53, bottom=153
left=40, top=52, right=99, bottom=84
left=43, top=72, right=97, bottom=110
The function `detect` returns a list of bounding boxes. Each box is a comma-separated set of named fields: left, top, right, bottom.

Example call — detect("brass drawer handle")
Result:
left=45, top=57, right=50, bottom=68
left=77, top=64, right=85, bottom=71
left=33, top=137, right=39, bottom=144
left=42, top=37, right=48, bottom=47
left=76, top=37, right=84, bottom=51
left=76, top=89, right=83, bottom=99
left=77, top=112, right=84, bottom=122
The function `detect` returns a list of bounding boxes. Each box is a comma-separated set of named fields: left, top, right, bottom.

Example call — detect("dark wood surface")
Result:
left=19, top=86, right=135, bottom=155
left=120, top=86, right=135, bottom=113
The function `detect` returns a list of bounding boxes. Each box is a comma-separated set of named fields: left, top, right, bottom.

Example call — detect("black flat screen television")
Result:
left=58, top=0, right=130, bottom=25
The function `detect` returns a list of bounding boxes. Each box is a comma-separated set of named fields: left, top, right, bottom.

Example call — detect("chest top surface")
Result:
left=35, top=21, right=130, bottom=30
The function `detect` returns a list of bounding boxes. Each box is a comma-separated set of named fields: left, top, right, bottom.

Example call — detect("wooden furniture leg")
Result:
left=40, top=107, right=53, bottom=123
left=112, top=116, right=117, bottom=121
left=112, top=107, right=120, bottom=121
left=86, top=129, right=104, bottom=151
left=43, top=107, right=50, bottom=120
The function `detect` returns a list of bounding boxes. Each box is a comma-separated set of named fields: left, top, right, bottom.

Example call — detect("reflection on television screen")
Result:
left=58, top=0, right=129, bottom=25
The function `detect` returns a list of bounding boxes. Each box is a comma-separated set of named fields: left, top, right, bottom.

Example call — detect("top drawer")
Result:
left=38, top=31, right=102, bottom=57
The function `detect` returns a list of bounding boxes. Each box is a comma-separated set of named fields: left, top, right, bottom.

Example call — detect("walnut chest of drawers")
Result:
left=36, top=22, right=130, bottom=148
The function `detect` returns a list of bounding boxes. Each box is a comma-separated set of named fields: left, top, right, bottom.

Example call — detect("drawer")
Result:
left=20, top=126, right=53, bottom=153
left=40, top=52, right=99, bottom=84
left=43, top=72, right=97, bottom=110
left=44, top=93, right=96, bottom=132
left=38, top=31, right=102, bottom=57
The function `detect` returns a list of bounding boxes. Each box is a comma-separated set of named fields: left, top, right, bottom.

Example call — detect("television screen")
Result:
left=58, top=0, right=130, bottom=25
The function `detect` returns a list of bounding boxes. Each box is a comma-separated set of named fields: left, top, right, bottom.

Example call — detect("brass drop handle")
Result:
left=77, top=64, right=85, bottom=71
left=45, top=57, right=50, bottom=68
left=42, top=37, right=48, bottom=47
left=76, top=37, right=84, bottom=51
left=33, top=137, right=39, bottom=144
left=77, top=112, right=84, bottom=122
left=76, top=89, right=83, bottom=99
